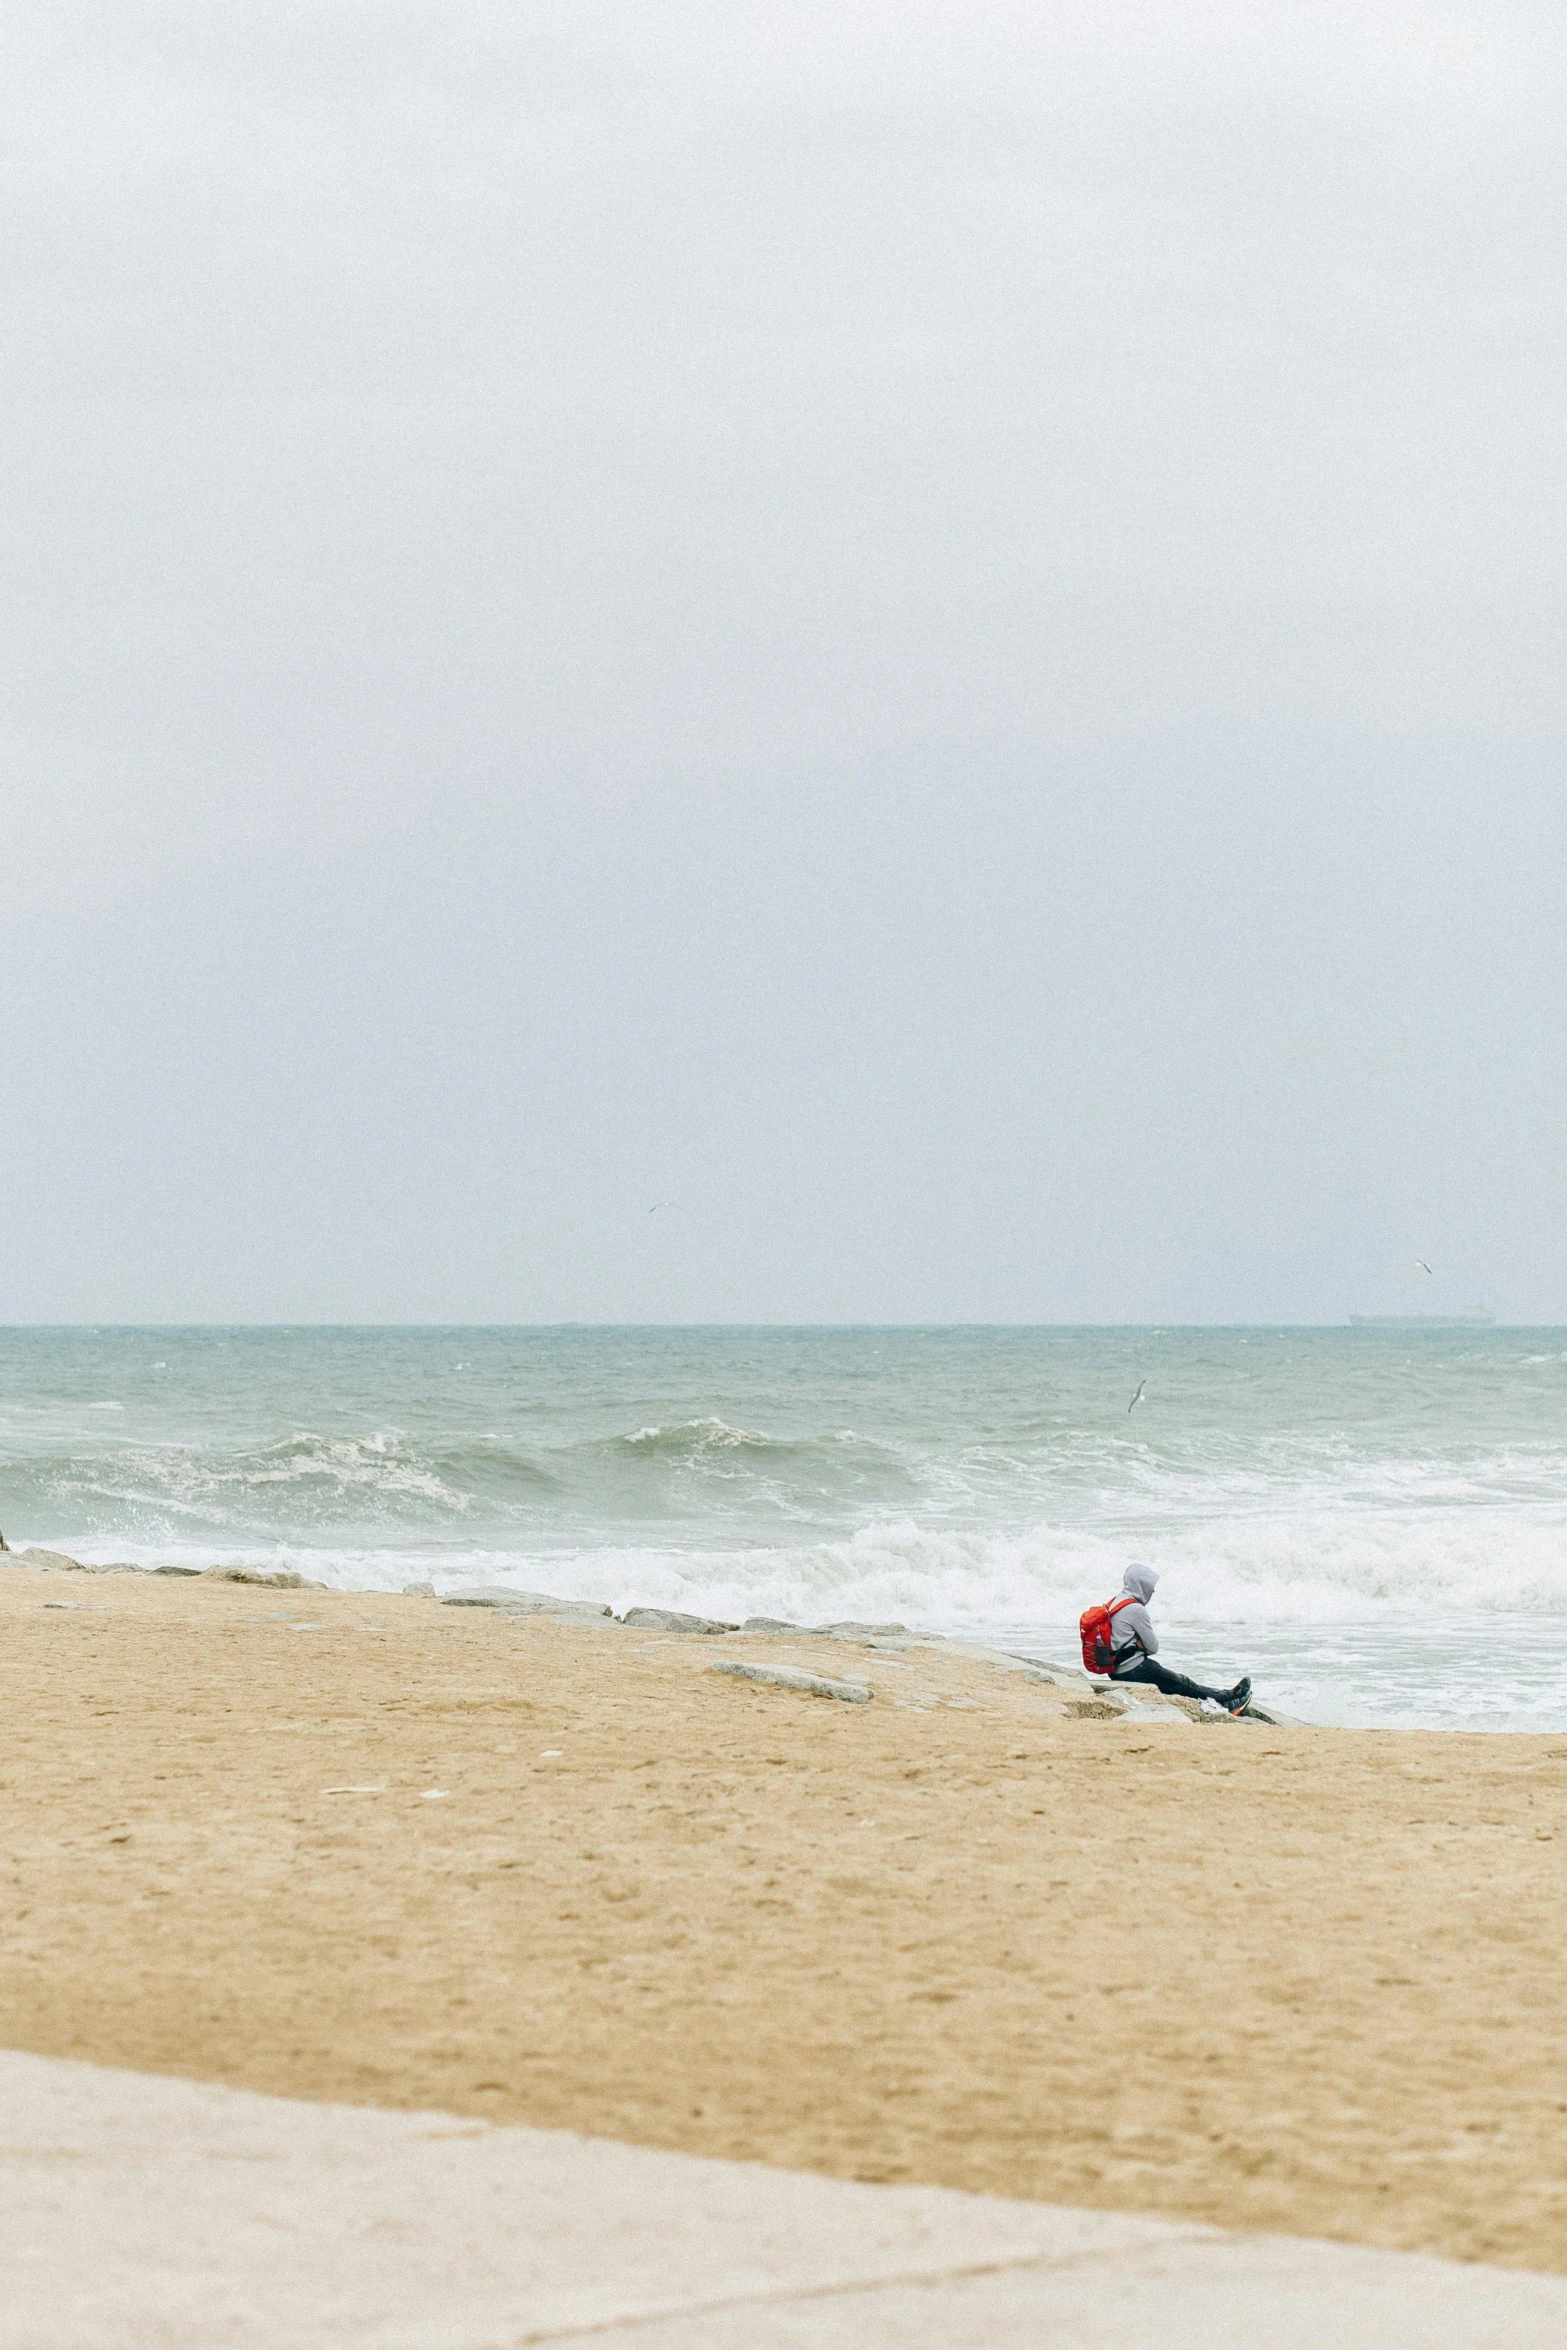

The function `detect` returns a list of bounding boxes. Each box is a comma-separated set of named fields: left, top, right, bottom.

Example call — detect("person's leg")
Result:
left=1115, top=1656, right=1239, bottom=1706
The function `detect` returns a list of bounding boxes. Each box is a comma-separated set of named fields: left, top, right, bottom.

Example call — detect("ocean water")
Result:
left=2, top=1325, right=1565, bottom=1733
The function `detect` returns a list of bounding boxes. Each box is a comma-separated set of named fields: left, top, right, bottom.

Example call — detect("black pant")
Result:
left=1113, top=1656, right=1233, bottom=1705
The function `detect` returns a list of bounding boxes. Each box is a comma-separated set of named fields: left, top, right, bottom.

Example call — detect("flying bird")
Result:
left=1415, top=1260, right=1433, bottom=1276
left=648, top=1200, right=678, bottom=1214
left=1128, top=1381, right=1146, bottom=1413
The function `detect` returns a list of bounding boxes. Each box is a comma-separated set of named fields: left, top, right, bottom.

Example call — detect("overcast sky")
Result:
left=3, top=2, right=1564, bottom=1322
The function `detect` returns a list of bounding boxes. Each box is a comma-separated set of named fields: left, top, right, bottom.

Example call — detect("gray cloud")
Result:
left=7, top=3, right=1567, bottom=900
left=2, top=6, right=1562, bottom=1316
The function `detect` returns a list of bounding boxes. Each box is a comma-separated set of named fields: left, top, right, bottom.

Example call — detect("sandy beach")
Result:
left=2, top=1560, right=1563, bottom=2274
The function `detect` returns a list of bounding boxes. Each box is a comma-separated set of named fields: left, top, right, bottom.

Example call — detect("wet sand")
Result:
left=2, top=1564, right=1563, bottom=2270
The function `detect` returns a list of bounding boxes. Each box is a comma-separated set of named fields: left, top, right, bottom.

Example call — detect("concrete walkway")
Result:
left=2, top=2051, right=1563, bottom=2347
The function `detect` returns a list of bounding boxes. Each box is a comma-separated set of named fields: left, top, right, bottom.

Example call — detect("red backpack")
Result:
left=1079, top=1593, right=1141, bottom=1677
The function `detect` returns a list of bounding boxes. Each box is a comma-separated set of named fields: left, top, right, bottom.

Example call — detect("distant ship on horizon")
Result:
left=1348, top=1309, right=1496, bottom=1328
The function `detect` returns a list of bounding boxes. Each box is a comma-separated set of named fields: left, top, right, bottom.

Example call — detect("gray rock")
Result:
left=815, top=1620, right=907, bottom=1638
left=622, top=1607, right=737, bottom=1635
left=711, top=1659, right=873, bottom=1703
left=742, top=1616, right=803, bottom=1633
left=204, top=1568, right=320, bottom=1589
left=442, top=1586, right=613, bottom=1621
left=401, top=1581, right=437, bottom=1598
left=152, top=1565, right=203, bottom=1577
left=30, top=1560, right=141, bottom=1576
left=3, top=1545, right=139, bottom=1574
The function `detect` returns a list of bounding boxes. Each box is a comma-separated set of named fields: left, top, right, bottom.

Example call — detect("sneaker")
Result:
left=1225, top=1676, right=1253, bottom=1715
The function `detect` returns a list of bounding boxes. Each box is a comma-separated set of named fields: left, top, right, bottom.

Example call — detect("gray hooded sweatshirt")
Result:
left=1109, top=1564, right=1159, bottom=1673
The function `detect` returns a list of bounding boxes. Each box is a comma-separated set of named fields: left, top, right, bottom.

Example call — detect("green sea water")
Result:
left=2, top=1324, right=1564, bottom=1730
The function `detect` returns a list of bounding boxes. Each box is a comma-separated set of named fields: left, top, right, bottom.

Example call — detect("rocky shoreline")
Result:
left=0, top=1538, right=1295, bottom=1725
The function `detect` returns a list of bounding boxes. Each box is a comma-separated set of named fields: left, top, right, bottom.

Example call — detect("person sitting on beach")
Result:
left=1087, top=1565, right=1252, bottom=1713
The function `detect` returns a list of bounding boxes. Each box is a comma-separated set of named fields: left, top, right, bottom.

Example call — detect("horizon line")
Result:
left=0, top=1319, right=1550, bottom=1335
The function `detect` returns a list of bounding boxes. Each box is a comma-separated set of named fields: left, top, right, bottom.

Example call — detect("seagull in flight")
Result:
left=1415, top=1259, right=1434, bottom=1276
left=1128, top=1380, right=1146, bottom=1414
left=648, top=1199, right=679, bottom=1214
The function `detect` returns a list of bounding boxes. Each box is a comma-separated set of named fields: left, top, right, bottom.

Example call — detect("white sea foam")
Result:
left=59, top=1513, right=1567, bottom=1731
left=69, top=1502, right=1567, bottom=1639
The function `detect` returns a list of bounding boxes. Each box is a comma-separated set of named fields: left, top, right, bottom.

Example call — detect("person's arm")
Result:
left=1117, top=1601, right=1157, bottom=1655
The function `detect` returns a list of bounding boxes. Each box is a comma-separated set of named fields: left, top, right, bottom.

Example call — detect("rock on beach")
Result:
left=710, top=1659, right=873, bottom=1702
left=442, top=1587, right=613, bottom=1622
left=622, top=1607, right=738, bottom=1634
left=204, top=1568, right=321, bottom=1590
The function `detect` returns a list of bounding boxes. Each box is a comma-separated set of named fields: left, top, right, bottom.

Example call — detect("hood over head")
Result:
left=1121, top=1565, right=1159, bottom=1603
